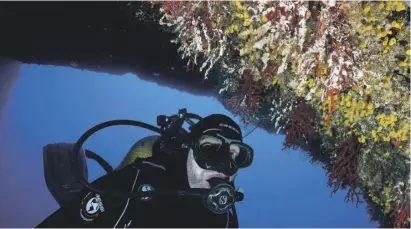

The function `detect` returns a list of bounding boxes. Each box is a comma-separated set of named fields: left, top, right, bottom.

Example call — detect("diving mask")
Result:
left=193, top=133, right=254, bottom=176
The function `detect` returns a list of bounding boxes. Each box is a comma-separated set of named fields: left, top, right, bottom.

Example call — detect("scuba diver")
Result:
left=37, top=109, right=254, bottom=228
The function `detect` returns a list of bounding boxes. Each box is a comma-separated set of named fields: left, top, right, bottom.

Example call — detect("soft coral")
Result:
left=283, top=103, right=317, bottom=150
left=225, top=70, right=264, bottom=121
left=327, top=136, right=363, bottom=207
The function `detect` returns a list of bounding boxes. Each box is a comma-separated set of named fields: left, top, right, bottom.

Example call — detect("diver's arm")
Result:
left=36, top=163, right=138, bottom=228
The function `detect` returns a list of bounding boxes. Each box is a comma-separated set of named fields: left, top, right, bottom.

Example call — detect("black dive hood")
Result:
left=70, top=109, right=244, bottom=214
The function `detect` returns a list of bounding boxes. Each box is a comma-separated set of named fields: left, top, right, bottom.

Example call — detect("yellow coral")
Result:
left=234, top=13, right=244, bottom=19
left=391, top=21, right=403, bottom=29
left=358, top=135, right=366, bottom=143
left=363, top=5, right=371, bottom=14
left=325, top=129, right=333, bottom=136
left=395, top=2, right=406, bottom=11
left=234, top=0, right=243, bottom=10
left=243, top=20, right=251, bottom=27
left=352, top=99, right=357, bottom=108
left=364, top=25, right=373, bottom=31
left=383, top=152, right=390, bottom=158
left=383, top=37, right=389, bottom=46
left=389, top=38, right=396, bottom=46
left=371, top=130, right=378, bottom=142
left=386, top=1, right=393, bottom=11
left=377, top=30, right=388, bottom=38
left=307, top=79, right=315, bottom=88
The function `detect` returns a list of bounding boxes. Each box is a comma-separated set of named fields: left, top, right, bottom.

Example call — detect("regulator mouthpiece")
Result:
left=203, top=178, right=235, bottom=214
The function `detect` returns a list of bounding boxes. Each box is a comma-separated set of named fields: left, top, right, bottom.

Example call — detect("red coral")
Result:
left=155, top=1, right=214, bottom=72
left=265, top=4, right=293, bottom=22
left=265, top=8, right=281, bottom=21
left=329, top=36, right=357, bottom=90
left=327, top=136, right=363, bottom=207
left=390, top=192, right=411, bottom=228
left=152, top=1, right=183, bottom=18
left=225, top=71, right=264, bottom=120
left=323, top=88, right=340, bottom=128
left=183, top=56, right=196, bottom=72
left=289, top=4, right=301, bottom=36
left=283, top=103, right=317, bottom=150
left=394, top=208, right=410, bottom=228
left=265, top=3, right=303, bottom=29
left=262, top=64, right=279, bottom=82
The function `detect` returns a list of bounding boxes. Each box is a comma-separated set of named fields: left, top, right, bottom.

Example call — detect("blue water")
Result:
left=0, top=64, right=378, bottom=227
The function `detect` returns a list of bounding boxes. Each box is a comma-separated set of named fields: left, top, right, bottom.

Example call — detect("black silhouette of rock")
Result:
left=0, top=1, right=217, bottom=97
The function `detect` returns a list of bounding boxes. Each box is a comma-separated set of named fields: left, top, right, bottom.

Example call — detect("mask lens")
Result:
left=229, top=143, right=253, bottom=168
left=198, top=135, right=223, bottom=158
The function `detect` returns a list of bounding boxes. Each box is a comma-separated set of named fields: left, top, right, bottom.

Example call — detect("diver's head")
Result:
left=186, top=114, right=253, bottom=189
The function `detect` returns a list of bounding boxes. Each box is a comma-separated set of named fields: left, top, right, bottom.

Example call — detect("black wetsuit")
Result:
left=37, top=149, right=238, bottom=228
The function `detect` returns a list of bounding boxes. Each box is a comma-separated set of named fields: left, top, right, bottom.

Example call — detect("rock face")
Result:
left=0, top=1, right=217, bottom=97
